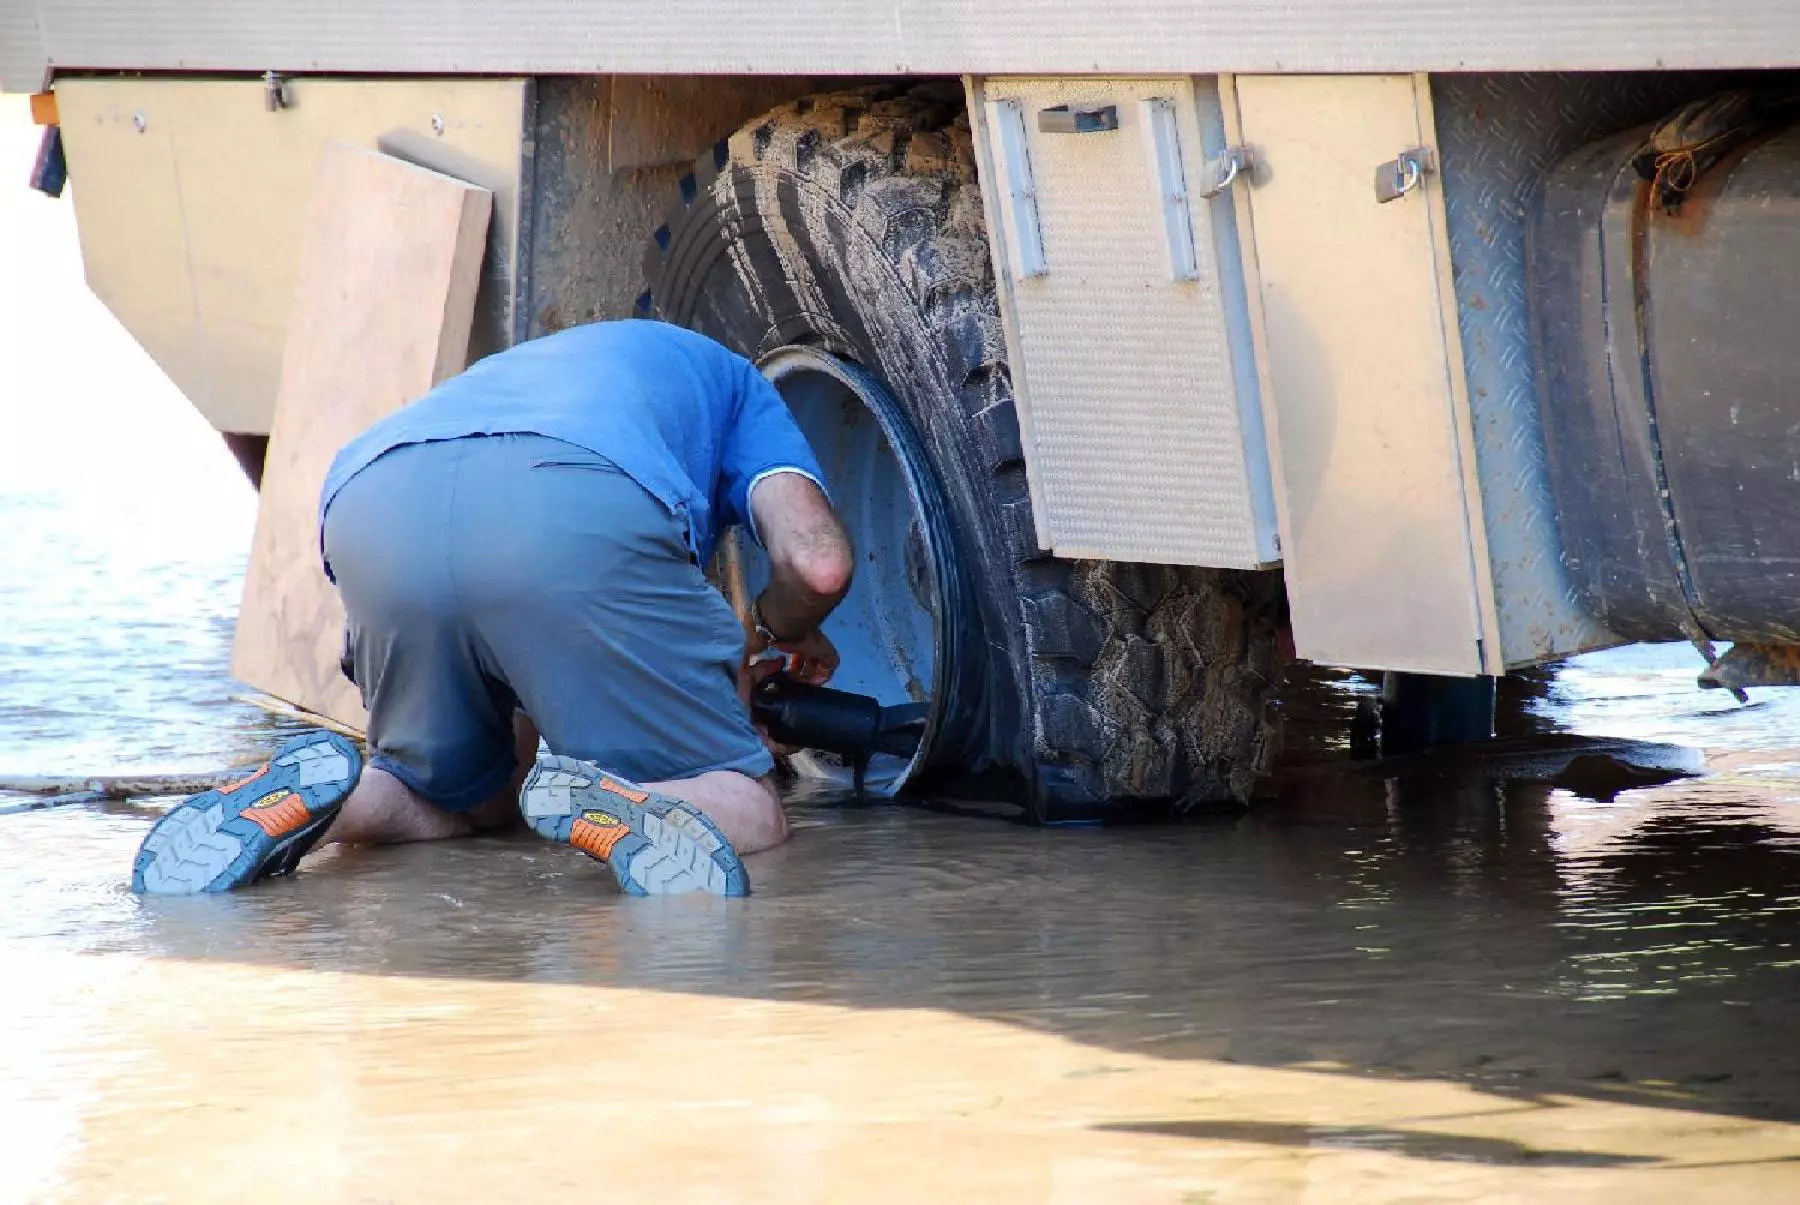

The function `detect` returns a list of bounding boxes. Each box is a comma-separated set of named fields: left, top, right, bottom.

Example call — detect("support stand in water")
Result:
left=1379, top=671, right=1497, bottom=757
left=751, top=675, right=925, bottom=795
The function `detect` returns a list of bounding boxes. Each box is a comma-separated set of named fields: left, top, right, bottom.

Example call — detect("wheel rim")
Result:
left=738, top=347, right=970, bottom=794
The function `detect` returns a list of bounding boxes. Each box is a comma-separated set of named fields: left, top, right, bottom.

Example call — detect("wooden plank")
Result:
left=232, top=142, right=491, bottom=728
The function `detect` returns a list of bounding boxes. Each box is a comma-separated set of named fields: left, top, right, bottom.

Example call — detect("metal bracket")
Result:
left=1143, top=98, right=1199, bottom=280
left=1698, top=643, right=1794, bottom=697
left=986, top=99, right=1048, bottom=279
left=263, top=70, right=293, bottom=112
left=1197, top=145, right=1254, bottom=201
left=1374, top=146, right=1435, bottom=203
left=1037, top=104, right=1118, bottom=135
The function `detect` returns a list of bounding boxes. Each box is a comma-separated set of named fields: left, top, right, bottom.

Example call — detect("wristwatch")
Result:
left=749, top=596, right=789, bottom=647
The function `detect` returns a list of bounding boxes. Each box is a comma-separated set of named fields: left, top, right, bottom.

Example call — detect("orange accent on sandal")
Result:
left=599, top=778, right=650, bottom=805
left=570, top=816, right=630, bottom=860
left=242, top=790, right=310, bottom=838
left=221, top=763, right=272, bottom=794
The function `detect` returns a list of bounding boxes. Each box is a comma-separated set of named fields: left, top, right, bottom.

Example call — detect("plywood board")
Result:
left=1228, top=73, right=1497, bottom=675
left=232, top=143, right=492, bottom=727
left=55, top=77, right=526, bottom=435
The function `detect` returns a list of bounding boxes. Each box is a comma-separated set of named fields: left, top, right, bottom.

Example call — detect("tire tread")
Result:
left=643, top=84, right=1285, bottom=813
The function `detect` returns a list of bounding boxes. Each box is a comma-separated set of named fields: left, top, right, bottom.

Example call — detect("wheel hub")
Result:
left=735, top=347, right=965, bottom=794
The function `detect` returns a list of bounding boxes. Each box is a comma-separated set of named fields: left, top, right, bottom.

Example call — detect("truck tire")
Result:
left=641, top=82, right=1286, bottom=816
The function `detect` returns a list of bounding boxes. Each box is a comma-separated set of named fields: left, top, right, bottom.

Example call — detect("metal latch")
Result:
left=1037, top=104, right=1119, bottom=134
left=263, top=70, right=293, bottom=112
left=1197, top=145, right=1254, bottom=200
left=1374, top=146, right=1435, bottom=203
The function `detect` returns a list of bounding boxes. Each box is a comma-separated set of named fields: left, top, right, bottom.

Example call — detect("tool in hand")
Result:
left=750, top=674, right=926, bottom=796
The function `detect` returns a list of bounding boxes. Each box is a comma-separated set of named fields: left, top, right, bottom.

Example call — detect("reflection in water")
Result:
left=6, top=697, right=1800, bottom=1200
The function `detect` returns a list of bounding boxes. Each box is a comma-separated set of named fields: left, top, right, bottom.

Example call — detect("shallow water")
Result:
left=0, top=97, right=289, bottom=782
left=6, top=98, right=1800, bottom=1202
left=6, top=733, right=1800, bottom=1201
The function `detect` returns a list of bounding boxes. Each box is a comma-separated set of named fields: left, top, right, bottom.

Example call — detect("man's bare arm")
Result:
left=746, top=473, right=853, bottom=672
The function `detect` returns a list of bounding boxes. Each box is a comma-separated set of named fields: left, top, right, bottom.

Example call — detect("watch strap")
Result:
left=750, top=597, right=789, bottom=646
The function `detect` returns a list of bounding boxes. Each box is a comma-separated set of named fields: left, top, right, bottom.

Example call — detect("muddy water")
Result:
left=7, top=665, right=1800, bottom=1202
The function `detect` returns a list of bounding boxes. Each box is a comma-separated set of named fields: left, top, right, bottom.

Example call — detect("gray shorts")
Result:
left=322, top=433, right=771, bottom=811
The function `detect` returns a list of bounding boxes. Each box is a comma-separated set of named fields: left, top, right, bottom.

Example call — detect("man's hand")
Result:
left=737, top=472, right=853, bottom=751
left=738, top=652, right=798, bottom=756
left=746, top=626, right=840, bottom=686
left=741, top=620, right=839, bottom=692
left=737, top=639, right=836, bottom=758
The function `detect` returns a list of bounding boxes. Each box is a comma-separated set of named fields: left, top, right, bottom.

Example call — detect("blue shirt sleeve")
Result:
left=719, top=360, right=828, bottom=543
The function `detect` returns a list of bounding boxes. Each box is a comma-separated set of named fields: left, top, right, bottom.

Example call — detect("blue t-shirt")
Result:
left=318, top=321, right=824, bottom=574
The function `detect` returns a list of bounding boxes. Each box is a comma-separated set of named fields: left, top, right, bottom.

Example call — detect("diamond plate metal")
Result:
left=1431, top=72, right=1719, bottom=666
left=978, top=76, right=1276, bottom=569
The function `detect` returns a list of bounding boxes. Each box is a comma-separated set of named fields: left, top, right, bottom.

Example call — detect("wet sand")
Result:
left=6, top=716, right=1800, bottom=1202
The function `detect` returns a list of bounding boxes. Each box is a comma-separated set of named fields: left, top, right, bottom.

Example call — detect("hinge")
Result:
left=263, top=70, right=293, bottom=112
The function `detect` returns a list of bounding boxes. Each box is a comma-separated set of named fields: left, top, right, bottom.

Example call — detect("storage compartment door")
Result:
left=1226, top=74, right=1501, bottom=675
left=970, top=76, right=1279, bottom=569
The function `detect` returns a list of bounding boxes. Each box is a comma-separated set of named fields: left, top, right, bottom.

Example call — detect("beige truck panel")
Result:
left=1226, top=73, right=1502, bottom=676
left=55, top=78, right=528, bottom=435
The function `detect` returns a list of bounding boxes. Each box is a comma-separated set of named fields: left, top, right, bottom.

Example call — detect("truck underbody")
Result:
left=16, top=4, right=1800, bottom=818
